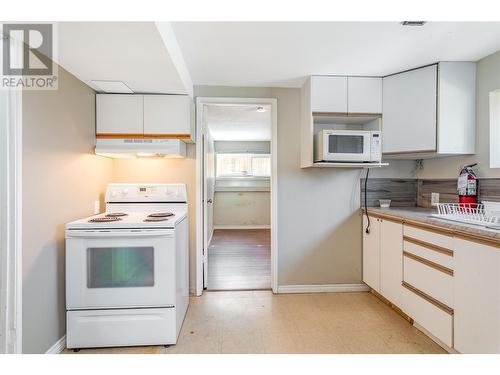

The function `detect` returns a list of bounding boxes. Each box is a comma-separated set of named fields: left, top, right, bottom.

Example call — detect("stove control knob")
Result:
left=121, top=189, right=129, bottom=196
left=111, top=190, right=118, bottom=198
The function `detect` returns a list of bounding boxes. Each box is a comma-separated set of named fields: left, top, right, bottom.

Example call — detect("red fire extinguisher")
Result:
left=457, top=163, right=478, bottom=206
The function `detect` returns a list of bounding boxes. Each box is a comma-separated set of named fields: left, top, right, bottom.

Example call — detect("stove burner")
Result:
left=143, top=217, right=169, bottom=222
left=147, top=212, right=174, bottom=218
left=88, top=217, right=122, bottom=223
left=105, top=212, right=129, bottom=218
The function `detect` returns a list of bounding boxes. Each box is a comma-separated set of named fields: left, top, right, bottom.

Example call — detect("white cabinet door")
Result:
left=96, top=94, right=143, bottom=135
left=380, top=219, right=403, bottom=307
left=362, top=215, right=380, bottom=292
left=454, top=238, right=500, bottom=353
left=382, top=65, right=437, bottom=153
left=348, top=77, right=382, bottom=114
left=311, top=76, right=348, bottom=113
left=143, top=95, right=192, bottom=137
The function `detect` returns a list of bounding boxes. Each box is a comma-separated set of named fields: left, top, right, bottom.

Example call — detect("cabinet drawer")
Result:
left=404, top=224, right=453, bottom=250
left=67, top=308, right=176, bottom=348
left=404, top=236, right=453, bottom=269
left=403, top=255, right=453, bottom=308
left=402, top=282, right=453, bottom=348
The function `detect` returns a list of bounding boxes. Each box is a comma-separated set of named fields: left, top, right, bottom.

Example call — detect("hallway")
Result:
left=207, top=229, right=271, bottom=290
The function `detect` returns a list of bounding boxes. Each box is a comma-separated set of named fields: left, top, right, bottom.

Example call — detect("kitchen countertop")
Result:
left=364, top=206, right=500, bottom=246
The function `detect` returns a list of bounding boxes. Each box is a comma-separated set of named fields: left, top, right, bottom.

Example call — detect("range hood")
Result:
left=95, top=138, right=186, bottom=159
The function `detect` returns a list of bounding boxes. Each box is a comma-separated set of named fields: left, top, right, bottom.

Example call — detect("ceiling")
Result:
left=57, top=22, right=192, bottom=94
left=172, top=22, right=500, bottom=87
left=206, top=105, right=272, bottom=141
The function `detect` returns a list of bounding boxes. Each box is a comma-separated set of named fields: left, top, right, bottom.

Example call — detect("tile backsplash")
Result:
left=360, top=178, right=417, bottom=207
left=361, top=178, right=500, bottom=208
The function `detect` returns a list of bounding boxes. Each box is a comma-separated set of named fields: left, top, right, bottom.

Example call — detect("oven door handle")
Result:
left=66, top=230, right=174, bottom=238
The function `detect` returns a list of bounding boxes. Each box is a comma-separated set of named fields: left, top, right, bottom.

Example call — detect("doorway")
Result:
left=195, top=98, right=278, bottom=295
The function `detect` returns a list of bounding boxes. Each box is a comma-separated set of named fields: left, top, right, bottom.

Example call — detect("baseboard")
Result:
left=213, top=225, right=271, bottom=230
left=277, top=283, right=370, bottom=294
left=46, top=335, right=66, bottom=354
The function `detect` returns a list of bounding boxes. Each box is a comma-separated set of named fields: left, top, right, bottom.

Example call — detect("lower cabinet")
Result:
left=363, top=213, right=500, bottom=353
left=380, top=219, right=404, bottom=308
left=362, top=215, right=403, bottom=306
left=362, top=215, right=381, bottom=292
left=454, top=238, right=500, bottom=353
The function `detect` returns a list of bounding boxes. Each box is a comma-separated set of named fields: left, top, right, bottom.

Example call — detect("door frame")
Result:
left=195, top=97, right=278, bottom=296
left=0, top=87, right=23, bottom=354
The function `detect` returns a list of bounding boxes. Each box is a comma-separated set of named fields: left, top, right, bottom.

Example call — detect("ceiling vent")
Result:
left=400, top=21, right=427, bottom=26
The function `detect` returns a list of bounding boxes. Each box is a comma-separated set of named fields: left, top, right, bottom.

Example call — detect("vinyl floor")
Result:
left=63, top=290, right=446, bottom=354
left=207, top=229, right=271, bottom=290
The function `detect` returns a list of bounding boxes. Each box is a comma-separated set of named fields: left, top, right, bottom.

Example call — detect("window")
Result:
left=216, top=153, right=271, bottom=178
left=490, top=89, right=500, bottom=168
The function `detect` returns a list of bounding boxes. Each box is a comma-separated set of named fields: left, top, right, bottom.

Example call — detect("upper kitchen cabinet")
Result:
left=382, top=62, right=476, bottom=158
left=96, top=94, right=144, bottom=136
left=143, top=95, right=193, bottom=140
left=96, top=94, right=194, bottom=142
left=311, top=75, right=382, bottom=114
left=348, top=77, right=383, bottom=114
left=311, top=76, right=348, bottom=113
left=301, top=75, right=384, bottom=168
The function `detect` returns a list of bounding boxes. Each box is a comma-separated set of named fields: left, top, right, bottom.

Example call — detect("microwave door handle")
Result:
left=66, top=230, right=174, bottom=238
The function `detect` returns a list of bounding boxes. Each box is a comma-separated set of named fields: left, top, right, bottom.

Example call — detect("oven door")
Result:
left=323, top=132, right=370, bottom=162
left=66, top=229, right=175, bottom=310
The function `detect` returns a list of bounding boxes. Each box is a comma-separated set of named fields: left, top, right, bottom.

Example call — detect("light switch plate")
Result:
left=94, top=200, right=100, bottom=214
left=431, top=192, right=440, bottom=206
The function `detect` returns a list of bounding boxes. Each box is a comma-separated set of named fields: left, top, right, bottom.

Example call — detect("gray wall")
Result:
left=196, top=86, right=415, bottom=285
left=417, top=50, right=500, bottom=179
left=22, top=66, right=113, bottom=353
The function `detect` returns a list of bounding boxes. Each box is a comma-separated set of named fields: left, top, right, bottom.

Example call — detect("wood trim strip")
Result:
left=143, top=134, right=191, bottom=139
left=402, top=219, right=453, bottom=236
left=403, top=235, right=454, bottom=257
left=403, top=250, right=454, bottom=276
left=370, top=289, right=414, bottom=324
left=364, top=210, right=404, bottom=224
left=96, top=133, right=144, bottom=139
left=346, top=112, right=382, bottom=118
left=402, top=281, right=454, bottom=316
left=453, top=232, right=500, bottom=249
left=365, top=210, right=500, bottom=249
left=96, top=133, right=191, bottom=139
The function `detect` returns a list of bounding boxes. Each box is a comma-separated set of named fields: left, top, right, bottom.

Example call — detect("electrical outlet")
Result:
left=431, top=192, right=440, bottom=206
left=94, top=200, right=100, bottom=214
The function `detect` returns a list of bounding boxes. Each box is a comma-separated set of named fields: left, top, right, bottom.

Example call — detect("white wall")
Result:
left=417, top=50, right=500, bottom=179
left=22, top=66, right=113, bottom=353
left=195, top=86, right=415, bottom=285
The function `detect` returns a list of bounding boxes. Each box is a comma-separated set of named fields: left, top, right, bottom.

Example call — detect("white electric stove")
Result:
left=65, top=183, right=189, bottom=350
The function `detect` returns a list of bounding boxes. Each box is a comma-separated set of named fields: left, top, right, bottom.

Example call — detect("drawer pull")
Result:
left=402, top=281, right=454, bottom=316
left=403, top=250, right=454, bottom=276
left=403, top=235, right=453, bottom=257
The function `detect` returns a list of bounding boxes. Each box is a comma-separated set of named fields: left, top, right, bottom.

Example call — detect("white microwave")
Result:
left=314, top=130, right=382, bottom=163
